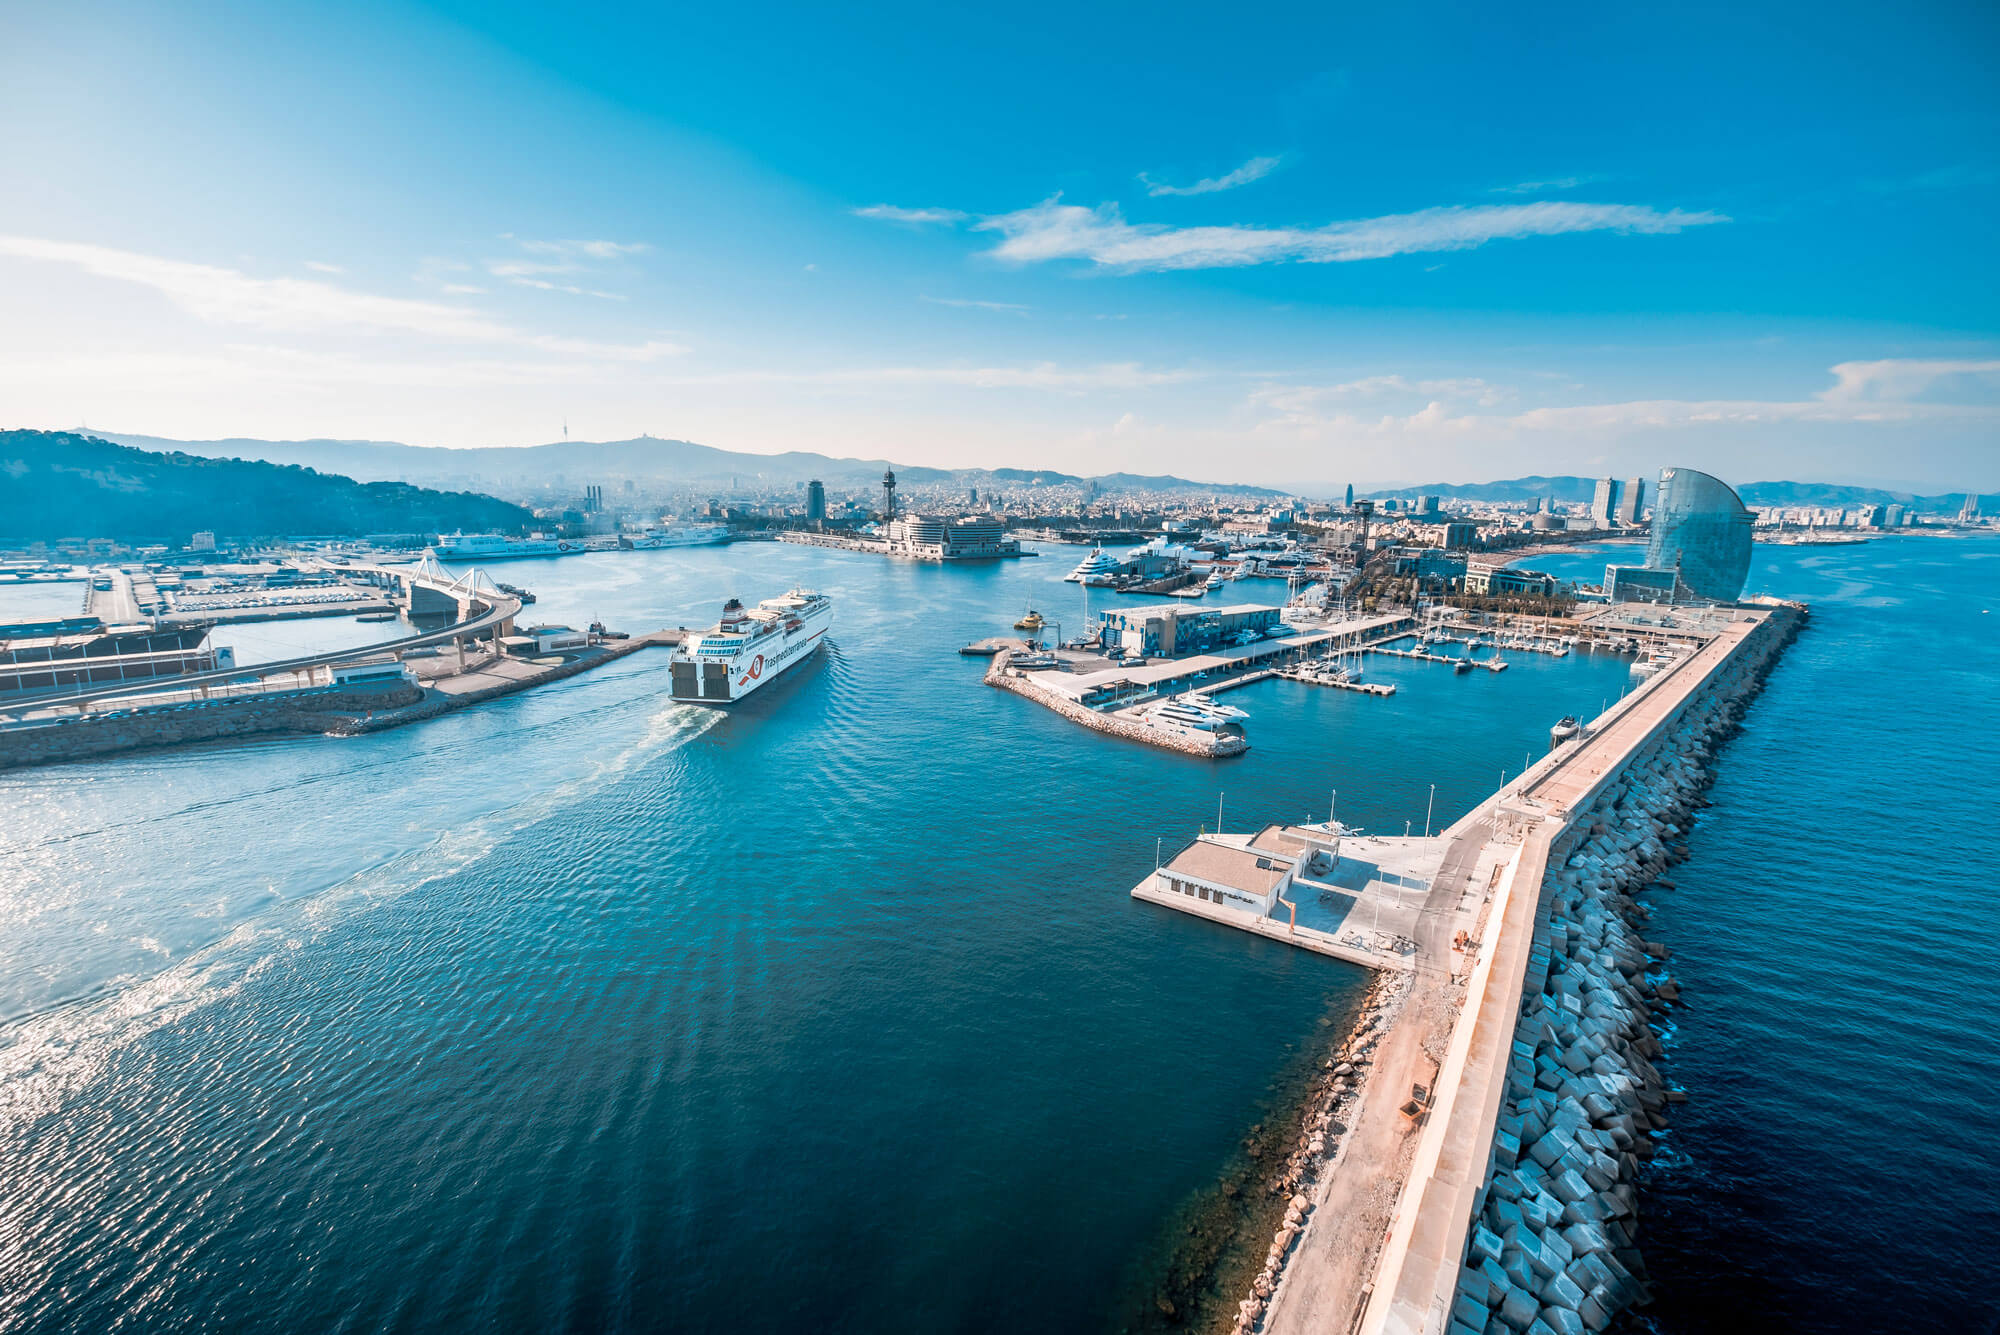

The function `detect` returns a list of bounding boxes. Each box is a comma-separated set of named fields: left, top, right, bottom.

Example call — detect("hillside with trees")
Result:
left=0, top=430, right=536, bottom=542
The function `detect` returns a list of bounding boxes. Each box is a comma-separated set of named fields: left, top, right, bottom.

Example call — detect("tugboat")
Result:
left=1014, top=608, right=1045, bottom=631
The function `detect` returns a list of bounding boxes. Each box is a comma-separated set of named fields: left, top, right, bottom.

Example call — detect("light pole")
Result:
left=1425, top=783, right=1435, bottom=839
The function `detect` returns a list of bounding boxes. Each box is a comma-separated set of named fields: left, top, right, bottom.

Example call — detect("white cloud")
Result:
left=303, top=260, right=344, bottom=274
left=973, top=196, right=1726, bottom=272
left=1139, top=155, right=1284, bottom=197
left=1819, top=357, right=2000, bottom=403
left=920, top=295, right=1030, bottom=314
left=665, top=362, right=1192, bottom=391
left=1247, top=361, right=2000, bottom=443
left=503, top=275, right=628, bottom=300
left=516, top=238, right=650, bottom=259
left=0, top=234, right=679, bottom=360
left=852, top=204, right=968, bottom=225
left=1490, top=176, right=1598, bottom=195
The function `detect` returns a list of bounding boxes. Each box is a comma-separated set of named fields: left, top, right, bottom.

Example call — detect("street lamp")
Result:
left=1425, top=783, right=1435, bottom=838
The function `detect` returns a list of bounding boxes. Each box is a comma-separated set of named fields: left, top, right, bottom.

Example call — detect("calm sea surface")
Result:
left=1, top=537, right=1992, bottom=1331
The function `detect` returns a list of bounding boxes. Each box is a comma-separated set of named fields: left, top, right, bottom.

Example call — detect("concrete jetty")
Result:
left=1119, top=601, right=1806, bottom=1335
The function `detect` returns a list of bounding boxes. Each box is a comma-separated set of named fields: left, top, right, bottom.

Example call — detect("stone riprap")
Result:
left=1447, top=610, right=1801, bottom=1335
left=0, top=683, right=423, bottom=770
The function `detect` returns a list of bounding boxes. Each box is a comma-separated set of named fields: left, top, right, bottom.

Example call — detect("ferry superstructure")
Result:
left=668, top=589, right=832, bottom=703
left=432, top=532, right=583, bottom=560
left=622, top=523, right=729, bottom=550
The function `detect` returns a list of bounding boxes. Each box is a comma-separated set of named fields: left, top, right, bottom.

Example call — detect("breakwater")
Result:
left=1360, top=603, right=1804, bottom=1335
left=0, top=682, right=425, bottom=769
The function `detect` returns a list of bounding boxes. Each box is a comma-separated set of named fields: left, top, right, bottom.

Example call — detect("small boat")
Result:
left=1454, top=658, right=1474, bottom=675
left=356, top=611, right=400, bottom=623
left=1015, top=609, right=1045, bottom=631
left=1550, top=715, right=1581, bottom=747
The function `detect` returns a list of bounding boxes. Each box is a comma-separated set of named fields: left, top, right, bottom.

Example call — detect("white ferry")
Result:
left=622, top=523, right=729, bottom=550
left=432, top=532, right=584, bottom=560
left=1064, top=547, right=1121, bottom=583
left=669, top=589, right=832, bottom=703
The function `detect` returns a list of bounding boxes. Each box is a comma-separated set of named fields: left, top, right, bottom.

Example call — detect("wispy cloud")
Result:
left=303, top=260, right=344, bottom=274
left=1247, top=360, right=2000, bottom=441
left=506, top=276, right=628, bottom=300
left=1861, top=163, right=1996, bottom=194
left=1820, top=357, right=2000, bottom=403
left=972, top=196, right=1726, bottom=272
left=1490, top=176, right=1599, bottom=195
left=516, top=238, right=651, bottom=259
left=1139, top=155, right=1284, bottom=197
left=920, top=295, right=1030, bottom=314
left=852, top=204, right=968, bottom=225
left=0, top=234, right=680, bottom=361
left=665, top=362, right=1193, bottom=391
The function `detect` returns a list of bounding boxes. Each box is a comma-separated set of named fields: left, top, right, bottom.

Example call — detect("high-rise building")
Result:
left=805, top=480, right=826, bottom=522
left=1617, top=478, right=1645, bottom=526
left=1642, top=467, right=1754, bottom=602
left=1590, top=477, right=1621, bottom=527
left=1344, top=483, right=1355, bottom=509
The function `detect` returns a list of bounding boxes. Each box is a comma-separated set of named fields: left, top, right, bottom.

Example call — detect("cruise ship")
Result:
left=432, top=532, right=584, bottom=560
left=1064, top=547, right=1121, bottom=583
left=622, top=523, right=730, bottom=550
left=668, top=589, right=832, bottom=703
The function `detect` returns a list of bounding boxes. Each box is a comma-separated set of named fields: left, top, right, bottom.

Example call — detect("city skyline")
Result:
left=3, top=0, right=1996, bottom=489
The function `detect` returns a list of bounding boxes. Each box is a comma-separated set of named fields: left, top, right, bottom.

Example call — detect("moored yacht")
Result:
left=1141, top=691, right=1250, bottom=732
left=1065, top=548, right=1122, bottom=583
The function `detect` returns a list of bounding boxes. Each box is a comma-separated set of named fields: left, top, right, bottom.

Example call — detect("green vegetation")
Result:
left=0, top=430, right=535, bottom=542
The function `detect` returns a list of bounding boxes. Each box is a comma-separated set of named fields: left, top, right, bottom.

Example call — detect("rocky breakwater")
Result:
left=1448, top=609, right=1801, bottom=1335
left=0, top=682, right=424, bottom=771
left=983, top=651, right=1246, bottom=759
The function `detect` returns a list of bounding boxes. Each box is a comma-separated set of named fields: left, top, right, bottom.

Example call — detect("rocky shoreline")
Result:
left=1229, top=968, right=1414, bottom=1335
left=1448, top=609, right=1802, bottom=1335
left=1117, top=972, right=1405, bottom=1335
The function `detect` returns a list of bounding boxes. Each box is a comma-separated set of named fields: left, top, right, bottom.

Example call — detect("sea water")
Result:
left=0, top=538, right=1987, bottom=1331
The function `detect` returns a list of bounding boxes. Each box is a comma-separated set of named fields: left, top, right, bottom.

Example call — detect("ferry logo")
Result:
left=737, top=654, right=764, bottom=686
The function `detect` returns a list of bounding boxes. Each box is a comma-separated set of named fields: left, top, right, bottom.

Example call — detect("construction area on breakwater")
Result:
left=1116, top=599, right=1807, bottom=1335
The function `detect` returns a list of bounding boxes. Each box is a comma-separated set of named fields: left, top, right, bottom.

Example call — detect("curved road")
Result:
left=6, top=592, right=522, bottom=711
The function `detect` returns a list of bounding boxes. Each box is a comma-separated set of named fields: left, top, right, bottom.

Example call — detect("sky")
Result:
left=2, top=0, right=1996, bottom=491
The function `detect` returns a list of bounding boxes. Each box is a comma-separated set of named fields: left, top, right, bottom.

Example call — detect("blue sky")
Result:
left=2, top=0, right=1996, bottom=489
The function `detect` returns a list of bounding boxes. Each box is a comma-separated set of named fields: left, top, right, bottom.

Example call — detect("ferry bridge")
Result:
left=2, top=555, right=522, bottom=711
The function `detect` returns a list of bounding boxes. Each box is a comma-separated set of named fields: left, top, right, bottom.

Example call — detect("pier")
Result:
left=986, top=611, right=1414, bottom=756
left=1367, top=644, right=1510, bottom=672
left=1116, top=601, right=1806, bottom=1335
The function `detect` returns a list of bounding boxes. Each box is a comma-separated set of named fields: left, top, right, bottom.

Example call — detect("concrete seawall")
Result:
left=984, top=651, right=1247, bottom=758
left=1353, top=604, right=1804, bottom=1335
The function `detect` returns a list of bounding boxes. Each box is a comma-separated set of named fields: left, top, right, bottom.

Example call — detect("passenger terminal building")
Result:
left=882, top=515, right=1020, bottom=560
left=1096, top=603, right=1285, bottom=658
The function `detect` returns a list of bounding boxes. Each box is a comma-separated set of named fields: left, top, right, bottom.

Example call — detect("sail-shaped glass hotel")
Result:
left=1642, top=467, right=1755, bottom=602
